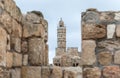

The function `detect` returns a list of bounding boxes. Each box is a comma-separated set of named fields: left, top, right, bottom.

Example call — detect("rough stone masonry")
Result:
left=82, top=8, right=120, bottom=78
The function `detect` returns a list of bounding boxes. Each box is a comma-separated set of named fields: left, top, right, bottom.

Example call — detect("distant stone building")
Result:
left=53, top=19, right=81, bottom=67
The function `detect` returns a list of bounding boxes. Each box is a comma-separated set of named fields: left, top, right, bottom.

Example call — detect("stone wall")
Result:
left=0, top=0, right=49, bottom=78
left=82, top=8, right=120, bottom=78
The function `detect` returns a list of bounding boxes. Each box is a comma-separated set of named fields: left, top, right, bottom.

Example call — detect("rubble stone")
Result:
left=82, top=24, right=106, bottom=39
left=116, top=24, right=120, bottom=37
left=64, top=67, right=83, bottom=78
left=107, top=24, right=116, bottom=39
left=98, top=51, right=112, bottom=66
left=83, top=67, right=101, bottom=78
left=103, top=66, right=120, bottom=78
left=114, top=50, right=120, bottom=64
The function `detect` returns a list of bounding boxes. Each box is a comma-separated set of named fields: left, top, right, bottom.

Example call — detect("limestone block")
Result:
left=25, top=11, right=44, bottom=23
left=4, top=0, right=22, bottom=22
left=83, top=67, right=101, bottom=78
left=23, top=23, right=45, bottom=38
left=114, top=50, right=120, bottom=64
left=11, top=37, right=21, bottom=53
left=21, top=41, right=28, bottom=53
left=28, top=38, right=45, bottom=65
left=0, top=12, right=12, bottom=34
left=11, top=68, right=21, bottom=78
left=6, top=52, right=13, bottom=68
left=41, top=67, right=50, bottom=78
left=98, top=40, right=120, bottom=51
left=64, top=67, right=82, bottom=78
left=12, top=19, right=22, bottom=38
left=103, top=66, right=120, bottom=78
left=81, top=40, right=96, bottom=65
left=44, top=44, right=48, bottom=66
left=23, top=55, right=28, bottom=66
left=51, top=66, right=62, bottom=78
left=100, top=12, right=114, bottom=21
left=82, top=11, right=100, bottom=23
left=82, top=24, right=106, bottom=39
left=22, top=66, right=41, bottom=78
left=116, top=24, right=120, bottom=37
left=107, top=24, right=116, bottom=39
left=13, top=52, right=22, bottom=67
left=114, top=13, right=120, bottom=20
left=98, top=51, right=112, bottom=66
left=0, top=13, right=21, bottom=36
left=0, top=27, right=7, bottom=67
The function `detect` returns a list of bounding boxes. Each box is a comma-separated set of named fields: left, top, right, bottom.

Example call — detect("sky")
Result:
left=15, top=0, right=120, bottom=63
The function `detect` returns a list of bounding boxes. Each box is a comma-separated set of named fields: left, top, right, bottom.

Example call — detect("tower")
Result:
left=56, top=18, right=66, bottom=56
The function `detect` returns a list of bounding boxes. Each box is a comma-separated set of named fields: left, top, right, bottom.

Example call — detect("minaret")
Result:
left=56, top=18, right=66, bottom=56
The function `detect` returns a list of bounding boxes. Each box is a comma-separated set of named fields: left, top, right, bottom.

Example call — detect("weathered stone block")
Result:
left=103, top=66, right=120, bottom=78
left=114, top=13, right=120, bottom=20
left=82, top=24, right=106, bottom=39
left=98, top=40, right=120, bottom=51
left=12, top=19, right=22, bottom=38
left=28, top=38, right=45, bottom=65
left=51, top=66, right=62, bottom=78
left=41, top=67, right=50, bottom=78
left=23, top=55, right=28, bottom=66
left=64, top=67, right=82, bottom=78
left=116, top=24, right=120, bottom=37
left=0, top=27, right=7, bottom=67
left=23, top=23, right=45, bottom=38
left=21, top=41, right=28, bottom=53
left=100, top=12, right=114, bottom=21
left=6, top=52, right=13, bottom=68
left=25, top=11, right=43, bottom=23
left=83, top=67, right=101, bottom=78
left=22, top=66, right=41, bottom=78
left=11, top=68, right=21, bottom=78
left=107, top=24, right=116, bottom=39
left=13, top=52, right=22, bottom=67
left=98, top=51, right=112, bottom=66
left=114, top=50, right=120, bottom=64
left=44, top=44, right=48, bottom=66
left=4, top=0, right=22, bottom=22
left=82, top=11, right=100, bottom=23
left=0, top=11, right=13, bottom=34
left=81, top=40, right=96, bottom=65
left=11, top=37, right=21, bottom=52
